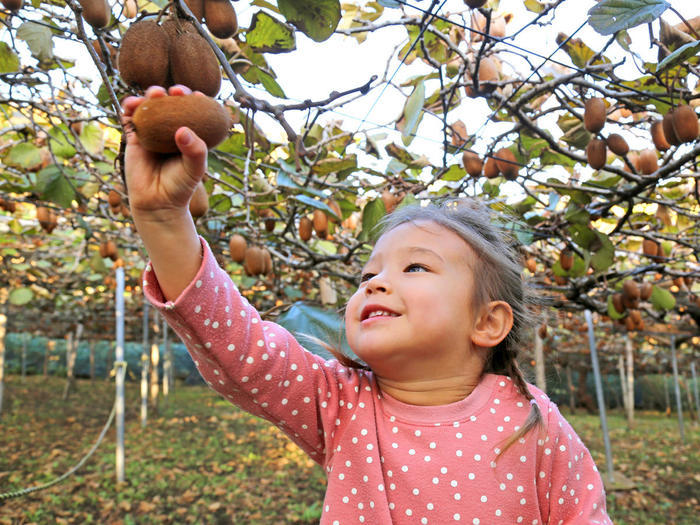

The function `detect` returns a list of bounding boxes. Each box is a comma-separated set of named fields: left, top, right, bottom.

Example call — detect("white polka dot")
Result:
left=195, top=280, right=202, bottom=288
left=453, top=514, right=460, bottom=521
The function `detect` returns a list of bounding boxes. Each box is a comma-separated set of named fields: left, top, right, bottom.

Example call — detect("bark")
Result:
left=625, top=336, right=635, bottom=426
left=534, top=331, right=546, bottom=393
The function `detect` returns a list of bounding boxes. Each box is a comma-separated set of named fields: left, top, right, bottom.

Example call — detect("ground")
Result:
left=0, top=375, right=698, bottom=524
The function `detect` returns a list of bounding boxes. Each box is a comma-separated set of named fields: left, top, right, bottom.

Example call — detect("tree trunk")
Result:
left=63, top=323, right=83, bottom=400
left=534, top=330, right=546, bottom=393
left=625, top=335, right=634, bottom=426
left=618, top=354, right=628, bottom=414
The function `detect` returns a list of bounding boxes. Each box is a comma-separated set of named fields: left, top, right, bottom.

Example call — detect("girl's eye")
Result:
left=360, top=272, right=375, bottom=283
left=405, top=263, right=428, bottom=273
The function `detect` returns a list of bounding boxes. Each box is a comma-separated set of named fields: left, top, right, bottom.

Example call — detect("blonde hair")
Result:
left=328, top=198, right=544, bottom=452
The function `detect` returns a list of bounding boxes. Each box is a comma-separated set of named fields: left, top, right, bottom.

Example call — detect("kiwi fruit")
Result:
left=36, top=206, right=57, bottom=233
left=298, top=216, right=312, bottom=242
left=525, top=257, right=537, bottom=274
left=586, top=138, right=606, bottom=169
left=229, top=234, right=246, bottom=263
left=612, top=293, right=625, bottom=314
left=119, top=20, right=170, bottom=90
left=640, top=282, right=653, bottom=301
left=537, top=322, right=547, bottom=339
left=583, top=98, right=606, bottom=133
left=622, top=279, right=640, bottom=301
left=671, top=104, right=698, bottom=143
left=243, top=246, right=265, bottom=276
left=637, top=149, right=658, bottom=175
left=99, top=240, right=118, bottom=261
left=204, top=0, right=238, bottom=39
left=462, top=150, right=483, bottom=177
left=327, top=200, right=342, bottom=222
left=650, top=120, right=670, bottom=151
left=464, top=0, right=487, bottom=7
left=107, top=189, right=122, bottom=208
left=483, top=157, right=499, bottom=179
left=559, top=250, right=573, bottom=271
left=169, top=31, right=221, bottom=96
left=477, top=57, right=498, bottom=83
left=494, top=148, right=518, bottom=180
left=78, top=0, right=111, bottom=29
left=124, top=0, right=137, bottom=19
left=131, top=94, right=231, bottom=153
left=312, top=209, right=328, bottom=237
left=381, top=190, right=397, bottom=213
left=606, top=133, right=629, bottom=156
left=662, top=110, right=681, bottom=146
left=189, top=181, right=209, bottom=218
left=642, top=238, right=660, bottom=258
left=1, top=0, right=22, bottom=12
left=183, top=0, right=204, bottom=21
left=262, top=248, right=273, bottom=275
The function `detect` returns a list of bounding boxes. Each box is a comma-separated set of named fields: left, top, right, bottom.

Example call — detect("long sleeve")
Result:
left=536, top=400, right=612, bottom=524
left=142, top=237, right=366, bottom=466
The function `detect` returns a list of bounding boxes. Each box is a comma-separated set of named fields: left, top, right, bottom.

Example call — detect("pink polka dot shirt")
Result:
left=143, top=239, right=613, bottom=524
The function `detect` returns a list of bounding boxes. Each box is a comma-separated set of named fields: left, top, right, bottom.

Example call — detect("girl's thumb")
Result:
left=175, top=127, right=207, bottom=182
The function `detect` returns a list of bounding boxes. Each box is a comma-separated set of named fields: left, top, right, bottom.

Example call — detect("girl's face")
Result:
left=345, top=220, right=482, bottom=382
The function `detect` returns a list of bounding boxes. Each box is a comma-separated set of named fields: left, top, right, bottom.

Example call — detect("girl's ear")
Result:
left=470, top=301, right=514, bottom=348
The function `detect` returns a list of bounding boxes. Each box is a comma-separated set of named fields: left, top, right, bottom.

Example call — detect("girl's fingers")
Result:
left=168, top=84, right=192, bottom=96
left=144, top=85, right=168, bottom=98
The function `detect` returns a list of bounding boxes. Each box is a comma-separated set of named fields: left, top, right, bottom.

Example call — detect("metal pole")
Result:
left=115, top=266, right=126, bottom=483
left=140, top=301, right=150, bottom=428
left=691, top=362, right=700, bottom=421
left=584, top=310, right=614, bottom=484
left=670, top=336, right=685, bottom=444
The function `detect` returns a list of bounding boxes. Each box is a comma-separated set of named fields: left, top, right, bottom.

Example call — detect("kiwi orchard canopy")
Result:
left=0, top=0, right=697, bottom=365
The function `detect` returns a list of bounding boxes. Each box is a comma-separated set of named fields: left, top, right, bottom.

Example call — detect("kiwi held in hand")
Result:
left=119, top=20, right=170, bottom=90
left=204, top=0, right=238, bottom=39
left=170, top=32, right=221, bottom=96
left=132, top=94, right=231, bottom=153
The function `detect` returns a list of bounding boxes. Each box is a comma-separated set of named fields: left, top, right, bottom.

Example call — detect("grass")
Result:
left=0, top=375, right=698, bottom=524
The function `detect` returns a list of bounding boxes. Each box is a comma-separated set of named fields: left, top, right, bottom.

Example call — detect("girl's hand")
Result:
left=121, top=85, right=208, bottom=222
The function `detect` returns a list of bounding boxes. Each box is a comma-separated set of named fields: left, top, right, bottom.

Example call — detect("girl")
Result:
left=123, top=86, right=613, bottom=524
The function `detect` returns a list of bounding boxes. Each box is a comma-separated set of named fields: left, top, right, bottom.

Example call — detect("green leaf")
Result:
left=79, top=123, right=104, bottom=156
left=441, top=164, right=466, bottom=182
left=310, top=155, right=357, bottom=176
left=246, top=11, right=296, bottom=53
left=398, top=81, right=425, bottom=146
left=0, top=42, right=20, bottom=73
left=657, top=40, right=700, bottom=72
left=278, top=0, right=341, bottom=42
left=48, top=125, right=76, bottom=158
left=650, top=285, right=675, bottom=311
left=588, top=0, right=670, bottom=36
left=291, top=195, right=340, bottom=220
left=607, top=294, right=625, bottom=320
left=359, top=198, right=386, bottom=242
left=254, top=66, right=286, bottom=98
left=9, top=287, right=33, bottom=306
left=589, top=232, right=615, bottom=272
left=35, top=165, right=77, bottom=208
left=16, top=21, right=54, bottom=61
left=524, top=0, right=546, bottom=13
left=5, top=143, right=44, bottom=170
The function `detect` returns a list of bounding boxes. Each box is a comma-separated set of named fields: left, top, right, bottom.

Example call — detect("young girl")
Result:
left=123, top=86, right=613, bottom=524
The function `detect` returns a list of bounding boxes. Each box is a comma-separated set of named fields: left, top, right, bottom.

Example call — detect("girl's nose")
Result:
left=365, top=274, right=390, bottom=294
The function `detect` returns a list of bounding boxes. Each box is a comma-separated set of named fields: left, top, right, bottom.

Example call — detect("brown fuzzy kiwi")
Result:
left=298, top=216, right=312, bottom=242
left=559, top=250, right=573, bottom=271
left=483, top=157, right=499, bottom=178
left=583, top=98, right=606, bottom=133
left=494, top=148, right=518, bottom=180
left=606, top=133, right=629, bottom=156
left=1, top=0, right=22, bottom=12
left=671, top=104, right=698, bottom=143
left=586, top=138, right=606, bottom=169
left=537, top=322, right=547, bottom=339
left=229, top=234, right=246, bottom=263
left=477, top=57, right=498, bottom=83
left=312, top=209, right=328, bottom=237
left=169, top=32, right=221, bottom=96
left=464, top=0, right=487, bottom=7
left=650, top=120, right=670, bottom=151
left=462, top=150, right=483, bottom=177
left=107, top=189, right=122, bottom=208
left=131, top=94, right=231, bottom=153
left=381, top=190, right=397, bottom=213
left=119, top=20, right=170, bottom=90
left=612, top=293, right=625, bottom=314
left=662, top=109, right=681, bottom=146
left=161, top=17, right=196, bottom=41
left=525, top=257, right=537, bottom=274
left=640, top=282, right=653, bottom=301
left=183, top=0, right=204, bottom=21
left=243, top=246, right=265, bottom=276
left=327, top=200, right=342, bottom=222
left=642, top=238, right=659, bottom=258
left=78, top=0, right=111, bottom=29
left=189, top=181, right=209, bottom=218
left=204, top=0, right=238, bottom=39
left=262, top=248, right=273, bottom=275
left=622, top=279, right=640, bottom=301
left=637, top=149, right=658, bottom=175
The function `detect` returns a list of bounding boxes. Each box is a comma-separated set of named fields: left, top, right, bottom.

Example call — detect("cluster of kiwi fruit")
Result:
left=583, top=96, right=699, bottom=174
left=611, top=279, right=652, bottom=332
left=462, top=146, right=519, bottom=180
left=99, top=239, right=119, bottom=261
left=228, top=234, right=272, bottom=276
left=297, top=201, right=342, bottom=242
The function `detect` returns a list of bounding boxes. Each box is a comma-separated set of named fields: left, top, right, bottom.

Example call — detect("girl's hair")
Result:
left=327, top=198, right=544, bottom=452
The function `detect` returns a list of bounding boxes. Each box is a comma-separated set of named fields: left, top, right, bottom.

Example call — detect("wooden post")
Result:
left=63, top=323, right=83, bottom=400
left=670, top=336, right=685, bottom=443
left=534, top=330, right=546, bottom=393
left=140, top=301, right=150, bottom=428
left=115, top=267, right=126, bottom=483
left=162, top=317, right=170, bottom=398
left=624, top=335, right=634, bottom=426
left=584, top=310, right=614, bottom=484
left=617, top=355, right=628, bottom=415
